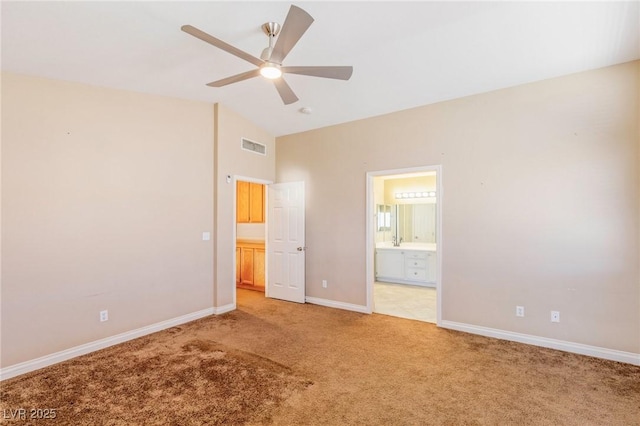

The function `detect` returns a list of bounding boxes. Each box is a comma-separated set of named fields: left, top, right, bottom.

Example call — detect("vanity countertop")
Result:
left=376, top=242, right=436, bottom=252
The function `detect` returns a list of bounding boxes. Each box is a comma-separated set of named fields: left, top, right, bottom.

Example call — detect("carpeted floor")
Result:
left=2, top=288, right=639, bottom=425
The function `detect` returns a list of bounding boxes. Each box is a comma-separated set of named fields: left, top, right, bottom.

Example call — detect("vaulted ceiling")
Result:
left=2, top=1, right=639, bottom=136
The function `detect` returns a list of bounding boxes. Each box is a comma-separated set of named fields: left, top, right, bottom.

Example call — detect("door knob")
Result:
left=297, top=247, right=307, bottom=251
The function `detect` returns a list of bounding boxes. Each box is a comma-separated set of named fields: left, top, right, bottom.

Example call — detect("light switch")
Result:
left=202, top=232, right=211, bottom=241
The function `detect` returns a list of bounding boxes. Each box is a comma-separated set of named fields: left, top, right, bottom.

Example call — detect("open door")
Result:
left=267, top=181, right=305, bottom=303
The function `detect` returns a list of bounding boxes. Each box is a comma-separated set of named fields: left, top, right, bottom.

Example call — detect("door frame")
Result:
left=232, top=175, right=273, bottom=308
left=365, top=165, right=443, bottom=325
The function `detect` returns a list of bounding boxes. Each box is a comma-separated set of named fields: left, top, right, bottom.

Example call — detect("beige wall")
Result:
left=213, top=104, right=275, bottom=308
left=1, top=73, right=215, bottom=367
left=277, top=61, right=640, bottom=354
left=2, top=62, right=637, bottom=368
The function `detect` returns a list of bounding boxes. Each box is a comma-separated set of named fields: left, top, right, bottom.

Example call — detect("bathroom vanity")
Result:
left=375, top=243, right=437, bottom=287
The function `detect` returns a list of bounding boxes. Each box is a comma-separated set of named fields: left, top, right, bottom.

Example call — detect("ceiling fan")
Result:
left=181, top=5, right=353, bottom=105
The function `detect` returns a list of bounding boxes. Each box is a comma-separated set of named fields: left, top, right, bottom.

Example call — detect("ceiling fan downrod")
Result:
left=261, top=22, right=281, bottom=61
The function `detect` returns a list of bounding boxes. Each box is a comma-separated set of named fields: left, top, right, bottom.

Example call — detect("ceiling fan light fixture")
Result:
left=260, top=62, right=282, bottom=79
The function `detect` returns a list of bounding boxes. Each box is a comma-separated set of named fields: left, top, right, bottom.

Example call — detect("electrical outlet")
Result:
left=516, top=306, right=525, bottom=317
left=100, top=310, right=109, bottom=322
left=551, top=311, right=560, bottom=323
left=322, top=280, right=327, bottom=288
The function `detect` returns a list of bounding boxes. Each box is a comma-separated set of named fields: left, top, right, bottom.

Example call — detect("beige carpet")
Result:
left=2, top=288, right=639, bottom=425
left=0, top=325, right=311, bottom=425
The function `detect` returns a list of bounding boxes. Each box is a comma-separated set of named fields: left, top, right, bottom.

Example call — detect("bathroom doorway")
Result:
left=366, top=166, right=442, bottom=325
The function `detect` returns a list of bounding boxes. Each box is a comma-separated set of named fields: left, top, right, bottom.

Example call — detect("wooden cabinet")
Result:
left=237, top=181, right=264, bottom=223
left=254, top=248, right=265, bottom=287
left=236, top=247, right=241, bottom=285
left=240, top=247, right=255, bottom=286
left=249, top=183, right=264, bottom=223
left=236, top=240, right=265, bottom=292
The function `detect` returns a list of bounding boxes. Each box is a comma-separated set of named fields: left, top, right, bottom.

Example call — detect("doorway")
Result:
left=233, top=177, right=271, bottom=306
left=232, top=177, right=307, bottom=307
left=366, top=166, right=442, bottom=325
left=235, top=179, right=266, bottom=293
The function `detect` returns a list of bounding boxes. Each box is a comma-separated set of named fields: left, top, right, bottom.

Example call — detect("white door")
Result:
left=267, top=181, right=305, bottom=303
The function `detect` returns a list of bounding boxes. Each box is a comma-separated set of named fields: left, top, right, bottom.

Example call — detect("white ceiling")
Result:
left=2, top=1, right=639, bottom=137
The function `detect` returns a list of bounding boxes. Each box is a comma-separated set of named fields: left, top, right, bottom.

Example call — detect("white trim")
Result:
left=234, top=175, right=272, bottom=186
left=365, top=173, right=375, bottom=314
left=306, top=296, right=369, bottom=314
left=366, top=165, right=443, bottom=324
left=0, top=307, right=215, bottom=381
left=440, top=320, right=640, bottom=366
left=213, top=303, right=235, bottom=315
left=376, top=278, right=436, bottom=287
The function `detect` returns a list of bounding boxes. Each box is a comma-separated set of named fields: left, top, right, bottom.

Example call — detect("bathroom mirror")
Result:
left=393, top=203, right=436, bottom=243
left=376, top=204, right=392, bottom=242
left=377, top=204, right=392, bottom=231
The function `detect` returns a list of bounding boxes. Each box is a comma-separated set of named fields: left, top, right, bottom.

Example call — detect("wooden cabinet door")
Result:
left=237, top=181, right=250, bottom=223
left=240, top=247, right=254, bottom=286
left=236, top=241, right=265, bottom=292
left=237, top=181, right=264, bottom=223
left=254, top=248, right=265, bottom=287
left=236, top=247, right=241, bottom=284
left=249, top=183, right=264, bottom=223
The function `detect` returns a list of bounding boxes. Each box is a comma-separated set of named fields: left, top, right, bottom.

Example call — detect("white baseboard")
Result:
left=305, top=296, right=370, bottom=314
left=440, top=320, right=640, bottom=366
left=0, top=307, right=215, bottom=381
left=213, top=303, right=235, bottom=315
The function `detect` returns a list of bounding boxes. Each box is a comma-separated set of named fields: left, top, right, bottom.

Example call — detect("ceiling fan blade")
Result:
left=182, top=25, right=264, bottom=67
left=282, top=66, right=353, bottom=80
left=206, top=69, right=261, bottom=87
left=273, top=78, right=299, bottom=105
left=269, top=5, right=314, bottom=64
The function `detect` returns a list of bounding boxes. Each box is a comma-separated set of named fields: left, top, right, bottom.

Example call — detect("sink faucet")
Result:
left=392, top=236, right=403, bottom=247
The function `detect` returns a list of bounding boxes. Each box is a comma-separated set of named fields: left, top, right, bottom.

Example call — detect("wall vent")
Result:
left=241, top=138, right=266, bottom=156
